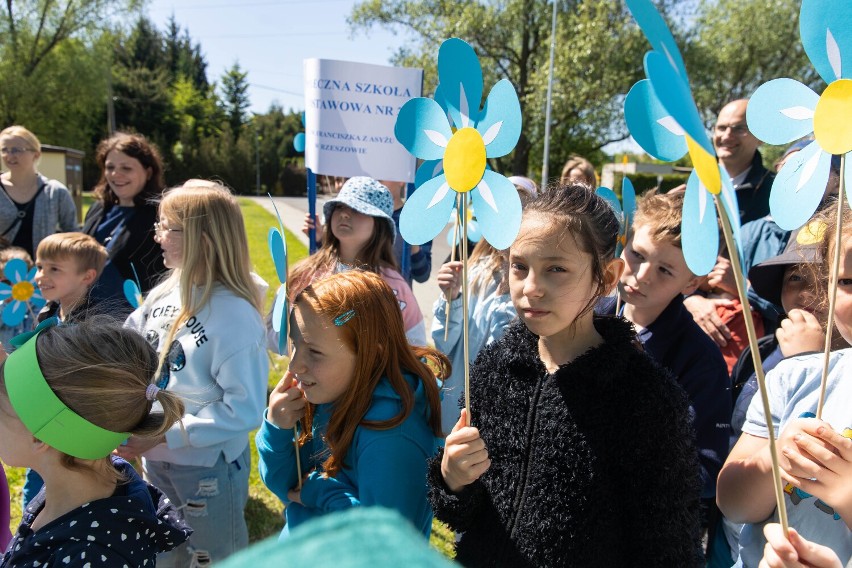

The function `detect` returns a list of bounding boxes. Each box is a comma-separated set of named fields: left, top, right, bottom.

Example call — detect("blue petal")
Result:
left=770, top=141, right=832, bottom=230
left=467, top=220, right=482, bottom=243
left=438, top=38, right=484, bottom=129
left=596, top=187, right=623, bottom=218
left=273, top=286, right=289, bottom=355
left=625, top=0, right=689, bottom=80
left=400, top=174, right=457, bottom=245
left=0, top=283, right=11, bottom=297
left=800, top=0, right=852, bottom=82
left=624, top=79, right=688, bottom=162
left=395, top=98, right=453, bottom=160
left=682, top=171, right=719, bottom=276
left=415, top=159, right=444, bottom=188
left=5, top=259, right=27, bottom=284
left=622, top=177, right=637, bottom=231
left=477, top=79, right=522, bottom=159
left=268, top=228, right=287, bottom=284
left=471, top=171, right=522, bottom=250
left=293, top=133, right=305, bottom=153
left=433, top=84, right=453, bottom=127
left=2, top=301, right=26, bottom=327
left=718, top=173, right=746, bottom=277
left=644, top=51, right=715, bottom=157
left=747, top=79, right=819, bottom=145
left=26, top=266, right=37, bottom=283
left=123, top=280, right=141, bottom=309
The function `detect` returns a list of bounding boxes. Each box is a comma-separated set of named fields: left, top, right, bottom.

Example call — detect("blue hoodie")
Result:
left=256, top=373, right=440, bottom=538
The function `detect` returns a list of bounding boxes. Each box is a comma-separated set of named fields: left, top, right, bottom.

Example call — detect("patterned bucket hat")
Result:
left=323, top=177, right=396, bottom=243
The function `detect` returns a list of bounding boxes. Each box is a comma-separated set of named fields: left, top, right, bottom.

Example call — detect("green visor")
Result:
left=4, top=330, right=129, bottom=460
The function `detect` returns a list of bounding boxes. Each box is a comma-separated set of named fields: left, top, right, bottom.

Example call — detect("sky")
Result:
left=145, top=0, right=410, bottom=114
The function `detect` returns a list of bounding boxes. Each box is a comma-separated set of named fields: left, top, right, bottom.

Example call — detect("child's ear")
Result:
left=603, top=257, right=625, bottom=294
left=81, top=268, right=98, bottom=286
left=680, top=275, right=703, bottom=296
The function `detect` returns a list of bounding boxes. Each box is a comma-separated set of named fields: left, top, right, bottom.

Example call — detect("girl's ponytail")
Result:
left=131, top=386, right=185, bottom=439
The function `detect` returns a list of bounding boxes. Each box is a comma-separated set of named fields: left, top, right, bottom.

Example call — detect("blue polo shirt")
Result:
left=597, top=295, right=732, bottom=498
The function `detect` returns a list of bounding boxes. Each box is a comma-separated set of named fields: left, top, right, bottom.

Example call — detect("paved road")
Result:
left=248, top=195, right=452, bottom=327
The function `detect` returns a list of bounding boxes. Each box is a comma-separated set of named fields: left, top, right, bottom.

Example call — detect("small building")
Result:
left=39, top=144, right=85, bottom=224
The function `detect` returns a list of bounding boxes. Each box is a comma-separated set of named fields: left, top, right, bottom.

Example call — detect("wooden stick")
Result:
left=461, top=194, right=471, bottom=425
left=817, top=153, right=846, bottom=419
left=444, top=194, right=461, bottom=342
left=714, top=194, right=789, bottom=533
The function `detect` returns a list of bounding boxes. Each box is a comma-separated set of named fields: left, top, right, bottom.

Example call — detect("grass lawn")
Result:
left=4, top=197, right=454, bottom=558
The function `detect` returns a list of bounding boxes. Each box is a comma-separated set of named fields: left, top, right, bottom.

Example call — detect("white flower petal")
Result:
left=780, top=106, right=816, bottom=120
left=477, top=180, right=499, bottom=213
left=427, top=182, right=452, bottom=209
left=481, top=121, right=503, bottom=145
left=459, top=83, right=471, bottom=128
left=698, top=180, right=708, bottom=222
left=656, top=116, right=685, bottom=136
left=827, top=28, right=842, bottom=82
left=796, top=150, right=823, bottom=192
left=424, top=130, right=449, bottom=148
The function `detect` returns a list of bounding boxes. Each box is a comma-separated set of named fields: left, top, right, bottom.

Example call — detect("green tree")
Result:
left=684, top=0, right=822, bottom=121
left=220, top=62, right=251, bottom=142
left=350, top=0, right=675, bottom=177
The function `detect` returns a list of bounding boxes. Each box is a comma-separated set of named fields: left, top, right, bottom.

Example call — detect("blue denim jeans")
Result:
left=144, top=445, right=251, bottom=567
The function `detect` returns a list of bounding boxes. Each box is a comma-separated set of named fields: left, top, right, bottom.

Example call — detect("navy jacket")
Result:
left=598, top=295, right=731, bottom=499
left=734, top=151, right=775, bottom=225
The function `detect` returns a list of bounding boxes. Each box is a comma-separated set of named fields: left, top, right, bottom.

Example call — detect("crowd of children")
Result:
left=1, top=126, right=851, bottom=568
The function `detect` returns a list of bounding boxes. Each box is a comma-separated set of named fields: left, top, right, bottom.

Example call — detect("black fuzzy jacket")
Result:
left=429, top=316, right=703, bottom=567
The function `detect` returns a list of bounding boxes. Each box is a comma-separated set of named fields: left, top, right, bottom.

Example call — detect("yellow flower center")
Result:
left=11, top=281, right=34, bottom=302
left=443, top=127, right=486, bottom=193
left=813, top=79, right=852, bottom=155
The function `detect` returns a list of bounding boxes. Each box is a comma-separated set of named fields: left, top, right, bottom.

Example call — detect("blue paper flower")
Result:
left=123, top=280, right=142, bottom=309
left=596, top=177, right=637, bottom=256
left=445, top=196, right=482, bottom=247
left=624, top=0, right=744, bottom=276
left=0, top=258, right=45, bottom=326
left=268, top=199, right=289, bottom=355
left=746, top=0, right=852, bottom=230
left=394, top=38, right=523, bottom=250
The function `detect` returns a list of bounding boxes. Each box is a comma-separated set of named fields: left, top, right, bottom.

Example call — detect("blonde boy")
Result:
left=605, top=191, right=731, bottom=506
left=35, top=233, right=107, bottom=322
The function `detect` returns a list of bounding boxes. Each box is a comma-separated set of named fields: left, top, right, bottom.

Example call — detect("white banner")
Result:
left=303, top=58, right=422, bottom=182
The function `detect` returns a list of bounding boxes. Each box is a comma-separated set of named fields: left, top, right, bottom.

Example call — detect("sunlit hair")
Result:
left=816, top=197, right=852, bottom=312
left=0, top=245, right=32, bottom=270
left=520, top=182, right=620, bottom=323
left=294, top=270, right=448, bottom=477
left=0, top=125, right=41, bottom=154
left=36, top=232, right=108, bottom=277
left=559, top=155, right=596, bottom=187
left=633, top=190, right=685, bottom=249
left=148, top=180, right=262, bottom=380
left=92, top=132, right=165, bottom=207
left=0, top=316, right=184, bottom=483
left=288, top=209, right=397, bottom=301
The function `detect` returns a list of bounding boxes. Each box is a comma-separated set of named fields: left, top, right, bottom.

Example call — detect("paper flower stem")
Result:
left=445, top=194, right=462, bottom=343
left=287, top=334, right=302, bottom=491
left=817, top=154, right=846, bottom=420
left=714, top=194, right=789, bottom=534
left=461, top=195, right=471, bottom=426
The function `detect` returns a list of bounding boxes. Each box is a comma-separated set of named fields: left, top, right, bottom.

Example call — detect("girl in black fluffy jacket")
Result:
left=429, top=184, right=704, bottom=567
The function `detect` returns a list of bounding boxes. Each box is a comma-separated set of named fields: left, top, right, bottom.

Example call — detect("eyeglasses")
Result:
left=713, top=123, right=751, bottom=137
left=0, top=147, right=34, bottom=156
left=154, top=221, right=183, bottom=237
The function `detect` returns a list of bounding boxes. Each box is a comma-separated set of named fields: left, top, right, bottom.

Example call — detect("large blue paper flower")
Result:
left=623, top=0, right=744, bottom=276
left=746, top=0, right=852, bottom=230
left=268, top=200, right=289, bottom=355
left=0, top=258, right=45, bottom=326
left=395, top=38, right=523, bottom=250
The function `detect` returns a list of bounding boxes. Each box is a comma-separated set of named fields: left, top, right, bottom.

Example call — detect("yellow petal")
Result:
left=686, top=136, right=721, bottom=195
